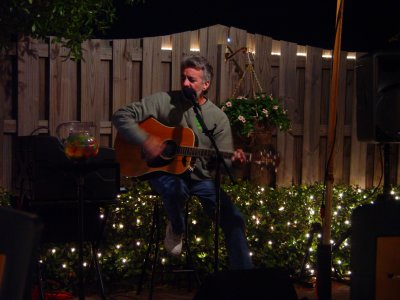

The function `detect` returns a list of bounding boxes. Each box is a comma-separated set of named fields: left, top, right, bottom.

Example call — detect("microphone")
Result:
left=182, top=87, right=200, bottom=109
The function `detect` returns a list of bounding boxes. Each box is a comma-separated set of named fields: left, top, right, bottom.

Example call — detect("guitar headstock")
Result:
left=251, top=148, right=280, bottom=171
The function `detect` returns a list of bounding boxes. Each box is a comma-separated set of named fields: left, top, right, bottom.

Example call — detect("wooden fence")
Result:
left=1, top=24, right=398, bottom=192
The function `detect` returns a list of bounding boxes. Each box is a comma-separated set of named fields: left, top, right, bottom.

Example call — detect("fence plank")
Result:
left=277, top=41, right=297, bottom=186
left=302, top=46, right=323, bottom=184
left=142, top=36, right=162, bottom=96
left=81, top=39, right=110, bottom=141
left=202, top=25, right=229, bottom=103
left=49, top=41, right=78, bottom=135
left=254, top=34, right=272, bottom=95
left=17, top=37, right=41, bottom=136
left=171, top=31, right=191, bottom=90
left=226, top=27, right=248, bottom=100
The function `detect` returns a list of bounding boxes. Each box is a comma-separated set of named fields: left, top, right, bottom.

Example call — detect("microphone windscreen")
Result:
left=182, top=87, right=197, bottom=100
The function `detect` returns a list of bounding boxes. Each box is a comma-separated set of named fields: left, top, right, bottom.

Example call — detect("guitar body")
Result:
left=114, top=117, right=196, bottom=178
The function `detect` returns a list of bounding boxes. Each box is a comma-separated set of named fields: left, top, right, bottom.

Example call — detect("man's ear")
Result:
left=203, top=80, right=210, bottom=91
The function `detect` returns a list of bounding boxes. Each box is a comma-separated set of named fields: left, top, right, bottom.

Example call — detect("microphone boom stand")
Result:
left=191, top=102, right=236, bottom=274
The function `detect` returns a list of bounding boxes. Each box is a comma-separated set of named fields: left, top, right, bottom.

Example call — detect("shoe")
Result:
left=164, top=221, right=183, bottom=256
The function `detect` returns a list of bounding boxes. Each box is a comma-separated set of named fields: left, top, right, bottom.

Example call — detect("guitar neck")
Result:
left=177, top=146, right=250, bottom=160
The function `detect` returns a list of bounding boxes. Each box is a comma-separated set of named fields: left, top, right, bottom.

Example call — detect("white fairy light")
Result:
left=136, top=241, right=141, bottom=246
left=71, top=248, right=76, bottom=253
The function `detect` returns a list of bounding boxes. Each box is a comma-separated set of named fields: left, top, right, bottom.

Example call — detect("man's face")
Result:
left=181, top=67, right=210, bottom=98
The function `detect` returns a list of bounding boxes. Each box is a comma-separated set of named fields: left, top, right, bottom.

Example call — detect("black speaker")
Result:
left=193, top=268, right=298, bottom=300
left=356, top=51, right=400, bottom=143
left=0, top=207, right=43, bottom=300
left=350, top=200, right=400, bottom=300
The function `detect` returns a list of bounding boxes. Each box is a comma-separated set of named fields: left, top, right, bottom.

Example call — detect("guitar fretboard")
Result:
left=177, top=146, right=250, bottom=160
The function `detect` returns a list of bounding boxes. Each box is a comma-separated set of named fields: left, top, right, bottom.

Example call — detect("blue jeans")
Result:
left=149, top=173, right=253, bottom=270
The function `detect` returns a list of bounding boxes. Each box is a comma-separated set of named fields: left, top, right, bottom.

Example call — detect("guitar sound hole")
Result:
left=160, top=140, right=177, bottom=160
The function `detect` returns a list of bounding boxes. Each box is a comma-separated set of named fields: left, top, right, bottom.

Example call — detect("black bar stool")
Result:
left=136, top=194, right=201, bottom=299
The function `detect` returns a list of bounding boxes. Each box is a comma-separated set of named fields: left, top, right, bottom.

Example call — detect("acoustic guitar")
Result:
left=114, top=117, right=253, bottom=179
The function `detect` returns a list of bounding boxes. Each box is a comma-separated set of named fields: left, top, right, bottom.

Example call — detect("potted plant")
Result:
left=220, top=93, right=291, bottom=185
left=220, top=93, right=291, bottom=138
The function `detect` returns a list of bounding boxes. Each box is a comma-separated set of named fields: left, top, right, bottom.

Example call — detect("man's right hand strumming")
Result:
left=142, top=135, right=165, bottom=161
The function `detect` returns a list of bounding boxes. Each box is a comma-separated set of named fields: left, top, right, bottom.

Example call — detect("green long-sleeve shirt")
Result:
left=112, top=90, right=234, bottom=180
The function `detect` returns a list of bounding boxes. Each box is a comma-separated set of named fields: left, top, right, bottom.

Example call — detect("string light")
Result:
left=33, top=182, right=379, bottom=287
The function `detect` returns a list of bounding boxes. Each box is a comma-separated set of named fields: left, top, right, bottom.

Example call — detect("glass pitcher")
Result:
left=56, top=121, right=99, bottom=160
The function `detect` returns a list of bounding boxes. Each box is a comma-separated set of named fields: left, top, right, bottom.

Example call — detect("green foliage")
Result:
left=0, top=186, right=12, bottom=207
left=220, top=94, right=291, bottom=137
left=34, top=181, right=388, bottom=290
left=0, top=0, right=141, bottom=60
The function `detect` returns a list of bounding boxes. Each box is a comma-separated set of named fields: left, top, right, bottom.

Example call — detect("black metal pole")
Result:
left=77, top=173, right=85, bottom=300
left=213, top=161, right=221, bottom=274
left=190, top=104, right=235, bottom=275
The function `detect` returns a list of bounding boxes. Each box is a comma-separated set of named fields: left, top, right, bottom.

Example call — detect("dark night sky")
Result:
left=100, top=0, right=400, bottom=53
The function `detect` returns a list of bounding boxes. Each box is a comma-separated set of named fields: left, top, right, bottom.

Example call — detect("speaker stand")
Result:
left=378, top=143, right=395, bottom=203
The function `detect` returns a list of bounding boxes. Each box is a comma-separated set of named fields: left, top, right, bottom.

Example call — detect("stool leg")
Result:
left=136, top=198, right=158, bottom=296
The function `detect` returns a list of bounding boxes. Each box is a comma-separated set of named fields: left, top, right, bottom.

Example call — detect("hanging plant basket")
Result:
left=220, top=94, right=291, bottom=138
